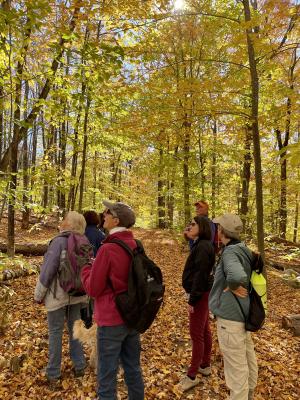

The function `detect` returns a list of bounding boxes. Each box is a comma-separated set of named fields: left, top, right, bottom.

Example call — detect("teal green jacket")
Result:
left=209, top=240, right=253, bottom=322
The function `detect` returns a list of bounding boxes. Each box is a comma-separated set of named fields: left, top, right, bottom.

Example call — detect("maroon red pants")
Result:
left=187, top=291, right=212, bottom=377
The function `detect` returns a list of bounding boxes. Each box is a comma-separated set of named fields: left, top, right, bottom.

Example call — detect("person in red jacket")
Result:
left=81, top=201, right=144, bottom=400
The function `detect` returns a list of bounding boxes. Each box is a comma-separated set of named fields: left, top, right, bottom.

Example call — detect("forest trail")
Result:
left=0, top=227, right=299, bottom=400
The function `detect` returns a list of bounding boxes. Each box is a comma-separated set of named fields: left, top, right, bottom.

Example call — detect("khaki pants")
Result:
left=217, top=318, right=258, bottom=400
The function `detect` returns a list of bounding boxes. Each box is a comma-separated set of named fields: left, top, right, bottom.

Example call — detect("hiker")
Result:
left=34, top=211, right=88, bottom=387
left=184, top=200, right=219, bottom=252
left=209, top=213, right=258, bottom=400
left=83, top=210, right=105, bottom=257
left=81, top=201, right=144, bottom=400
left=179, top=216, right=216, bottom=391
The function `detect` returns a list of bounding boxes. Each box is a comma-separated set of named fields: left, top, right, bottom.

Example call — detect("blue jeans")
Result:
left=97, top=324, right=144, bottom=400
left=46, top=303, right=86, bottom=379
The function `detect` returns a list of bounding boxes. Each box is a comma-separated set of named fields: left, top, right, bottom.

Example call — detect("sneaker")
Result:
left=178, top=375, right=200, bottom=391
left=74, top=368, right=85, bottom=377
left=198, top=366, right=211, bottom=376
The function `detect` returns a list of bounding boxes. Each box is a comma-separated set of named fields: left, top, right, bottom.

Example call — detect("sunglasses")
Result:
left=104, top=209, right=118, bottom=219
left=190, top=222, right=197, bottom=226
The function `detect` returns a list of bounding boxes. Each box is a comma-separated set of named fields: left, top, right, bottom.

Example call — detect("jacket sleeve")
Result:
left=81, top=244, right=111, bottom=298
left=222, top=248, right=248, bottom=290
left=189, top=243, right=211, bottom=306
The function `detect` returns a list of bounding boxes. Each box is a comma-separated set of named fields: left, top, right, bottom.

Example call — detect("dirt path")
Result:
left=0, top=228, right=299, bottom=399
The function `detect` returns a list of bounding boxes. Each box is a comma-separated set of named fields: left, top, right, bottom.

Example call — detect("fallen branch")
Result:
left=0, top=242, right=48, bottom=256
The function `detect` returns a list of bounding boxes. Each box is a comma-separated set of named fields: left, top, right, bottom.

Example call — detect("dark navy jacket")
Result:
left=85, top=225, right=105, bottom=257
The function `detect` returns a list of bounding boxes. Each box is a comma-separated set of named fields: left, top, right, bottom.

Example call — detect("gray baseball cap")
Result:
left=213, top=213, right=243, bottom=234
left=103, top=200, right=136, bottom=228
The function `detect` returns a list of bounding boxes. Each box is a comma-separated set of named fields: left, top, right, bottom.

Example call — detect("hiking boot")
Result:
left=178, top=375, right=200, bottom=391
left=46, top=376, right=61, bottom=390
left=248, top=389, right=255, bottom=400
left=198, top=366, right=211, bottom=376
left=74, top=368, right=85, bottom=377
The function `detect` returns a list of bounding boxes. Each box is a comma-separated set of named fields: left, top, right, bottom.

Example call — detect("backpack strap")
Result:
left=109, top=239, right=135, bottom=257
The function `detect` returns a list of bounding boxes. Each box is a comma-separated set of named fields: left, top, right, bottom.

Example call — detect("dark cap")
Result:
left=103, top=200, right=136, bottom=228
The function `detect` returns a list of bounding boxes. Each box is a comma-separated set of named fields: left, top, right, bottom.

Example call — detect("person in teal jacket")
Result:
left=209, top=213, right=258, bottom=400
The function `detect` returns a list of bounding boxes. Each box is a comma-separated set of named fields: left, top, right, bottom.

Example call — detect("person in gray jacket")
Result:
left=209, top=213, right=258, bottom=400
left=34, top=211, right=88, bottom=387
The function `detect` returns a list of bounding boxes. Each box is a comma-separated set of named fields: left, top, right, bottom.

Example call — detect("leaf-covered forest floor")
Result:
left=0, top=224, right=300, bottom=400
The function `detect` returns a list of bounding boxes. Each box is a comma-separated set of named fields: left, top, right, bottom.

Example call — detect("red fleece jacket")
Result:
left=81, top=230, right=136, bottom=326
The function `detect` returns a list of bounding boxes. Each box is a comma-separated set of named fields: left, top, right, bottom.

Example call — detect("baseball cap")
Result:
left=103, top=200, right=136, bottom=228
left=213, top=213, right=243, bottom=234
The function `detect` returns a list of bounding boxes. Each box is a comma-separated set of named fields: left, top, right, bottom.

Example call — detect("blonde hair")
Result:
left=63, top=211, right=86, bottom=235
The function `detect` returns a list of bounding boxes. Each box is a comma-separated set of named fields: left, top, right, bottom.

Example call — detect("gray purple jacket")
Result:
left=34, top=232, right=87, bottom=312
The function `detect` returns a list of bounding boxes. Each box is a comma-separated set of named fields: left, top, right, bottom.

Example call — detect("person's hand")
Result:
left=188, top=305, right=194, bottom=313
left=223, top=286, right=248, bottom=298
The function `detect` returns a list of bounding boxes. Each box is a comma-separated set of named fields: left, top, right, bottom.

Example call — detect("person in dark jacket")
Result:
left=179, top=216, right=216, bottom=392
left=83, top=211, right=105, bottom=257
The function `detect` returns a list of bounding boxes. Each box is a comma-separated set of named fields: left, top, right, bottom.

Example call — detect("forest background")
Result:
left=0, top=0, right=299, bottom=257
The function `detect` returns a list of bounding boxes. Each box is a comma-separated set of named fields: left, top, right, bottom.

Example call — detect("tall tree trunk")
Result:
left=92, top=151, right=98, bottom=208
left=197, top=128, right=205, bottom=198
left=293, top=191, right=299, bottom=243
left=157, top=147, right=166, bottom=229
left=57, top=101, right=67, bottom=213
left=78, top=97, right=90, bottom=212
left=242, top=0, right=265, bottom=261
left=21, top=81, right=30, bottom=229
left=68, top=82, right=86, bottom=210
left=240, top=124, right=252, bottom=231
left=183, top=118, right=191, bottom=226
left=275, top=49, right=296, bottom=238
left=7, top=18, right=31, bottom=255
left=166, top=145, right=178, bottom=229
left=211, top=120, right=217, bottom=218
left=30, top=120, right=37, bottom=204
left=0, top=86, right=3, bottom=158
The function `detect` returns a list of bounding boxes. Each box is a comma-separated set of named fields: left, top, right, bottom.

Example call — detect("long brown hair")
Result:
left=193, top=215, right=212, bottom=240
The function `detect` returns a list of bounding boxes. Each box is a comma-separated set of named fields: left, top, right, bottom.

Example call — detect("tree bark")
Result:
left=240, top=124, right=252, bottom=231
left=78, top=97, right=90, bottom=212
left=157, top=147, right=166, bottom=228
left=242, top=0, right=265, bottom=261
left=293, top=189, right=299, bottom=243
left=21, top=81, right=30, bottom=229
left=0, top=241, right=48, bottom=256
left=211, top=120, right=217, bottom=218
left=183, top=118, right=191, bottom=226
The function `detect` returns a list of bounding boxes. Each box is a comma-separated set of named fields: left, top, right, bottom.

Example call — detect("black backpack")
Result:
left=222, top=248, right=265, bottom=332
left=109, top=239, right=165, bottom=333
